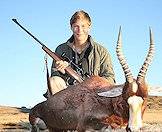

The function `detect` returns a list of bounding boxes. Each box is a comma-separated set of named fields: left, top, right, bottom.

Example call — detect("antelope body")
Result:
left=29, top=28, right=155, bottom=132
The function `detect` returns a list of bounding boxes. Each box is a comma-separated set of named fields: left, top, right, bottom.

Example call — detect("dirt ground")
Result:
left=0, top=96, right=162, bottom=132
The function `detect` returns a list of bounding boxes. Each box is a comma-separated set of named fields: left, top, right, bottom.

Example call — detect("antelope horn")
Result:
left=116, top=26, right=133, bottom=83
left=137, top=28, right=155, bottom=83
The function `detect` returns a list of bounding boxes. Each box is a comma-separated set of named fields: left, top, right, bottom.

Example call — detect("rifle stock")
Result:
left=12, top=19, right=84, bottom=83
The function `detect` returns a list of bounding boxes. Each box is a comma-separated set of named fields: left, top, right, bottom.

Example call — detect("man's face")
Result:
left=71, top=19, right=90, bottom=43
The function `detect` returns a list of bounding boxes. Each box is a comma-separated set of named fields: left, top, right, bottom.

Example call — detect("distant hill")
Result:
left=0, top=106, right=29, bottom=131
left=149, top=85, right=162, bottom=96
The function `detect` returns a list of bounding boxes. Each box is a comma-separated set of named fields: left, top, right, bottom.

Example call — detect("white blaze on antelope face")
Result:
left=132, top=82, right=138, bottom=93
left=127, top=95, right=144, bottom=131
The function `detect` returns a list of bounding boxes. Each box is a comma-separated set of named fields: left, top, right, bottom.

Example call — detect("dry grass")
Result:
left=0, top=96, right=162, bottom=131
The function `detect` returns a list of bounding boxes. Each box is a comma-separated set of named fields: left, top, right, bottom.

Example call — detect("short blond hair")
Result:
left=70, top=10, right=91, bottom=26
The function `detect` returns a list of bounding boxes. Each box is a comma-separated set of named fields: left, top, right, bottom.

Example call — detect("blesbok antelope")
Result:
left=29, top=27, right=155, bottom=132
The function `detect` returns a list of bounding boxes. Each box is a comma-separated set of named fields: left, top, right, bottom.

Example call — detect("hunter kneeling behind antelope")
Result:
left=29, top=27, right=155, bottom=132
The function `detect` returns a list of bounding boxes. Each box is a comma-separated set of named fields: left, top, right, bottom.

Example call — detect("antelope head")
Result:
left=98, top=27, right=155, bottom=131
left=118, top=27, right=155, bottom=131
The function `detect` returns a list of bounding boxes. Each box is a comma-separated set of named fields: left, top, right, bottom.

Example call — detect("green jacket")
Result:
left=51, top=35, right=115, bottom=84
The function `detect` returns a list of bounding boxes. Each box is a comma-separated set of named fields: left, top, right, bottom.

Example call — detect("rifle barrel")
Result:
left=12, top=19, right=84, bottom=83
left=12, top=19, right=44, bottom=46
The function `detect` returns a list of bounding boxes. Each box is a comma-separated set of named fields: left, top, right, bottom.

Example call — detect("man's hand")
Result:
left=55, top=60, right=69, bottom=74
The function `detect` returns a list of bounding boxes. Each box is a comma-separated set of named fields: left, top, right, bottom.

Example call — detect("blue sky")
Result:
left=0, top=0, right=162, bottom=107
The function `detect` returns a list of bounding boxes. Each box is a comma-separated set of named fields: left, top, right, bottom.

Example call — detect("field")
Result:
left=0, top=96, right=162, bottom=132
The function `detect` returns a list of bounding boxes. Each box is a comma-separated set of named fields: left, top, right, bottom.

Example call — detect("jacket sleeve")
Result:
left=99, top=47, right=116, bottom=84
left=50, top=45, right=68, bottom=81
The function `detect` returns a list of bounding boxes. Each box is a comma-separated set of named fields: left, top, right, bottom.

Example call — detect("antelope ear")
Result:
left=97, top=85, right=123, bottom=97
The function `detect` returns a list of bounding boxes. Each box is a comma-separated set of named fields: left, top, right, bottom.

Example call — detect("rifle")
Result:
left=12, top=19, right=84, bottom=83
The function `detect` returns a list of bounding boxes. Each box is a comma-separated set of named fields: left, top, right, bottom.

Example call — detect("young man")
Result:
left=45, top=10, right=115, bottom=97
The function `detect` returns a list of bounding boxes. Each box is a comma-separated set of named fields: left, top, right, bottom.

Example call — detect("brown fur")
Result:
left=29, top=76, right=148, bottom=131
